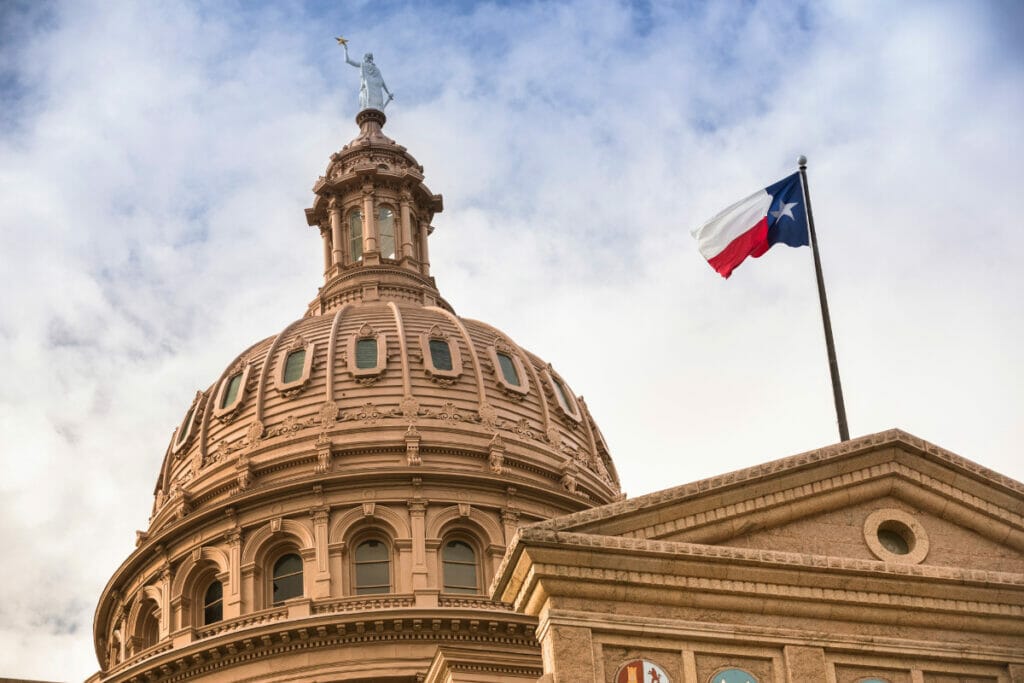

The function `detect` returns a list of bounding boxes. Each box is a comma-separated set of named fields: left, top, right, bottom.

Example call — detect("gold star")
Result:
left=335, top=36, right=348, bottom=46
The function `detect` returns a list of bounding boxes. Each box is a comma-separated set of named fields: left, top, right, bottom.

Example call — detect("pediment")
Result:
left=535, top=430, right=1024, bottom=574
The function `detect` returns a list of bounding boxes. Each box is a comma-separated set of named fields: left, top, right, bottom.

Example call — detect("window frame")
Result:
left=201, top=578, right=224, bottom=626
left=377, top=204, right=397, bottom=260
left=487, top=344, right=530, bottom=397
left=347, top=327, right=387, bottom=379
left=419, top=328, right=463, bottom=381
left=352, top=536, right=393, bottom=596
left=440, top=534, right=482, bottom=595
left=275, top=339, right=316, bottom=395
left=544, top=366, right=581, bottom=422
left=348, top=208, right=364, bottom=263
left=212, top=362, right=252, bottom=420
left=171, top=391, right=202, bottom=454
left=269, top=550, right=305, bottom=606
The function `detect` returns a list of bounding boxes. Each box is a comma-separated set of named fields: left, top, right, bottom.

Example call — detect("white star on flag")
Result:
left=770, top=201, right=797, bottom=221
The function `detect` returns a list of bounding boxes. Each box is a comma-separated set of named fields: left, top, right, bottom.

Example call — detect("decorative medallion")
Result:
left=615, top=660, right=671, bottom=683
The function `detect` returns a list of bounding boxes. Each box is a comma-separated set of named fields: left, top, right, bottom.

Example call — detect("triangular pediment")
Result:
left=534, top=430, right=1024, bottom=573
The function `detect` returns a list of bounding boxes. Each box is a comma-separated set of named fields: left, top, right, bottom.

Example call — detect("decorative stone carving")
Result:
left=560, top=460, right=578, bottom=494
left=318, top=401, right=340, bottom=428
left=315, top=432, right=333, bottom=474
left=489, top=434, right=505, bottom=474
left=405, top=426, right=422, bottom=466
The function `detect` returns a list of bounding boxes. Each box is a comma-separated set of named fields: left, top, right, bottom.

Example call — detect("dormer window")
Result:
left=488, top=340, right=529, bottom=397
left=378, top=206, right=396, bottom=259
left=348, top=324, right=387, bottom=380
left=348, top=210, right=363, bottom=262
left=419, top=326, right=462, bottom=382
left=430, top=339, right=452, bottom=370
left=497, top=353, right=519, bottom=386
left=171, top=392, right=202, bottom=454
left=283, top=349, right=306, bottom=383
left=545, top=367, right=581, bottom=422
left=276, top=338, right=315, bottom=395
left=213, top=362, right=252, bottom=421
left=356, top=338, right=377, bottom=368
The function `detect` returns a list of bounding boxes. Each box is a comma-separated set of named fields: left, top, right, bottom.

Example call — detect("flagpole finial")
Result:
left=798, top=155, right=807, bottom=168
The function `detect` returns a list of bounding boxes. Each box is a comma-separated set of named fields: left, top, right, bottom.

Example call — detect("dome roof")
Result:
left=150, top=299, right=620, bottom=532
left=147, top=109, right=620, bottom=534
left=94, top=106, right=620, bottom=681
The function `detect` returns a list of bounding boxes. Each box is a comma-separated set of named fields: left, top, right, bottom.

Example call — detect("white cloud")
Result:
left=0, top=1, right=1021, bottom=678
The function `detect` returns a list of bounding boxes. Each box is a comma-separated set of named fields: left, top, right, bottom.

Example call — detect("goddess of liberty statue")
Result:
left=338, top=37, right=393, bottom=111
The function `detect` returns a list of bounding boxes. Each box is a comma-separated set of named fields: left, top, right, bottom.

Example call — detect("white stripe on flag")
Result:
left=691, top=189, right=773, bottom=259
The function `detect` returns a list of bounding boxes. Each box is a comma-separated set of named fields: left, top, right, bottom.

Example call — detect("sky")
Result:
left=1, top=0, right=1022, bottom=679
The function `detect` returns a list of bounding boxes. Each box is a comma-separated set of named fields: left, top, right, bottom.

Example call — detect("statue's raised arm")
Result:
left=337, top=37, right=394, bottom=112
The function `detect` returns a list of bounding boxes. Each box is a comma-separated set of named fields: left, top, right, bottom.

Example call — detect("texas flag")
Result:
left=691, top=172, right=809, bottom=278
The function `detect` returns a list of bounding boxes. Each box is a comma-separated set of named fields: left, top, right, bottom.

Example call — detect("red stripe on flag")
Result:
left=706, top=217, right=770, bottom=278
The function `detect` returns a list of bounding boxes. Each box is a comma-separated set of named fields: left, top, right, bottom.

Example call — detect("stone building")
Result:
left=89, top=108, right=1024, bottom=682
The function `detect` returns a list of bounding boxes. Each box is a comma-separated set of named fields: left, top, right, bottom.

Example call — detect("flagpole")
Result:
left=798, top=155, right=850, bottom=442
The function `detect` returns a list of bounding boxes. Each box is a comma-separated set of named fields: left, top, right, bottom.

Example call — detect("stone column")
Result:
left=311, top=507, right=331, bottom=599
left=362, top=184, right=377, bottom=255
left=409, top=500, right=429, bottom=591
left=418, top=219, right=430, bottom=276
left=329, top=201, right=343, bottom=266
left=320, top=225, right=333, bottom=275
left=399, top=191, right=414, bottom=262
left=541, top=623, right=595, bottom=682
left=225, top=529, right=242, bottom=618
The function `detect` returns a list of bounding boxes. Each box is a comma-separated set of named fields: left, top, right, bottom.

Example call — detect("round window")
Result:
left=863, top=509, right=929, bottom=564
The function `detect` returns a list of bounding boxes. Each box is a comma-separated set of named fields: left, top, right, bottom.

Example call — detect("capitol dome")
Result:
left=90, top=108, right=619, bottom=682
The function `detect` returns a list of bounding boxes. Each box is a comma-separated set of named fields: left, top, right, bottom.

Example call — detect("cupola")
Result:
left=304, top=109, right=447, bottom=316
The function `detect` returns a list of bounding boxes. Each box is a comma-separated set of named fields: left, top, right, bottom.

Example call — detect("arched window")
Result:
left=282, top=349, right=306, bottom=384
left=378, top=206, right=396, bottom=259
left=348, top=210, right=363, bottom=262
left=711, top=669, right=759, bottom=683
left=220, top=372, right=243, bottom=409
left=272, top=553, right=303, bottom=605
left=354, top=539, right=390, bottom=595
left=137, top=600, right=160, bottom=650
left=202, top=579, right=223, bottom=625
left=442, top=539, right=478, bottom=594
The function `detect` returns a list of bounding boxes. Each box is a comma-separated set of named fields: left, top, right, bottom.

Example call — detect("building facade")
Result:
left=89, top=109, right=1024, bottom=682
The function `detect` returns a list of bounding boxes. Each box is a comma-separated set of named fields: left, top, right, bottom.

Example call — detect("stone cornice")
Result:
left=493, top=528, right=1024, bottom=621
left=102, top=608, right=538, bottom=683
left=530, top=429, right=1024, bottom=534
left=518, top=528, right=1024, bottom=588
left=537, top=608, right=1024, bottom=665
